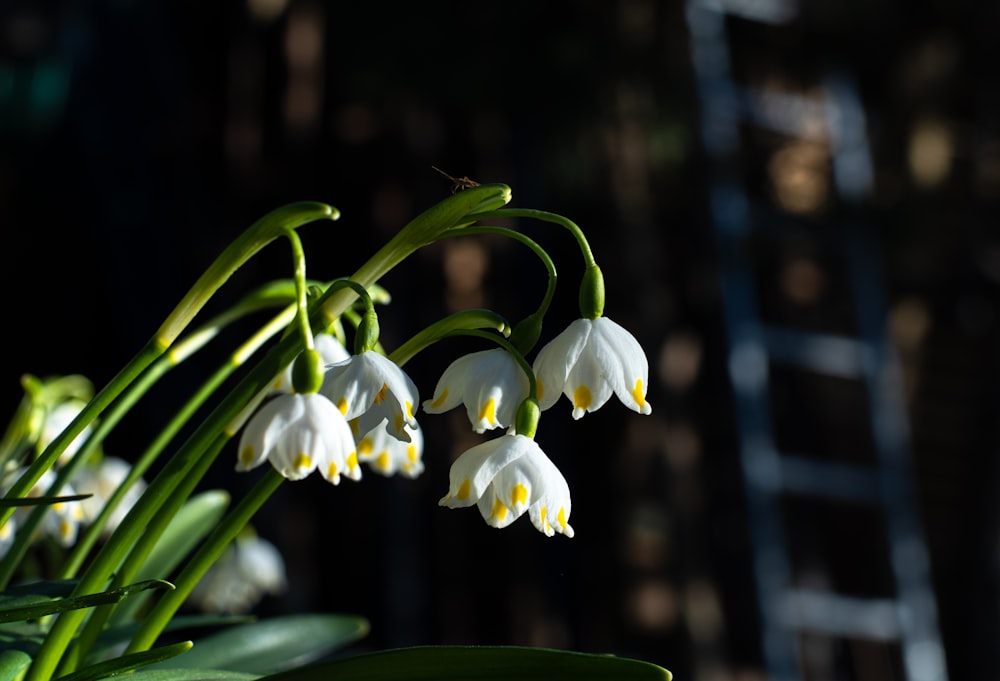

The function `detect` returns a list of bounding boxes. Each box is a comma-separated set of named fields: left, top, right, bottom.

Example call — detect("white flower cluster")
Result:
left=0, top=399, right=146, bottom=558
left=238, top=315, right=650, bottom=539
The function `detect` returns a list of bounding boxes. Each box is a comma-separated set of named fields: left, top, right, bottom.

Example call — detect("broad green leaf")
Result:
left=90, top=614, right=252, bottom=662
left=260, top=646, right=672, bottom=681
left=111, top=491, right=230, bottom=625
left=149, top=614, right=369, bottom=675
left=116, top=670, right=259, bottom=681
left=55, top=640, right=193, bottom=681
left=0, top=647, right=32, bottom=681
left=0, top=580, right=173, bottom=623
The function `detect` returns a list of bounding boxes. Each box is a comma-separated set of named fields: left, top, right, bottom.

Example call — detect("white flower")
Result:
left=237, top=393, right=359, bottom=484
left=439, top=432, right=574, bottom=537
left=320, top=351, right=419, bottom=442
left=422, top=349, right=529, bottom=434
left=3, top=468, right=86, bottom=547
left=189, top=534, right=287, bottom=614
left=71, top=457, right=146, bottom=536
left=532, top=317, right=652, bottom=419
left=0, top=518, right=16, bottom=558
left=227, top=333, right=351, bottom=437
left=39, top=400, right=92, bottom=466
left=355, top=419, right=424, bottom=478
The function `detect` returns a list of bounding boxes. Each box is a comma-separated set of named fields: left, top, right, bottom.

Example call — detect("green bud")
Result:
left=578, top=263, right=605, bottom=319
left=292, top=348, right=324, bottom=394
left=514, top=398, right=541, bottom=439
left=398, top=183, right=512, bottom=246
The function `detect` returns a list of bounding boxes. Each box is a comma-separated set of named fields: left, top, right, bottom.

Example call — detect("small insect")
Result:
left=431, top=166, right=481, bottom=194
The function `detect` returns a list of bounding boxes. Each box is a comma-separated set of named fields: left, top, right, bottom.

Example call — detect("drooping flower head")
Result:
left=237, top=392, right=359, bottom=484
left=71, top=456, right=147, bottom=536
left=38, top=399, right=93, bottom=467
left=422, top=349, right=529, bottom=434
left=0, top=468, right=86, bottom=548
left=189, top=533, right=287, bottom=614
left=354, top=419, right=425, bottom=478
left=533, top=316, right=652, bottom=419
left=439, top=430, right=574, bottom=538
left=320, top=351, right=419, bottom=442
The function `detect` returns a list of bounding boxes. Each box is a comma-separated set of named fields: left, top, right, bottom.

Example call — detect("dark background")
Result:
left=2, top=1, right=999, bottom=680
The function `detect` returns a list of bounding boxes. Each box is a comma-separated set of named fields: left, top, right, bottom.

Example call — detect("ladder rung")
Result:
left=763, top=326, right=872, bottom=378
left=779, top=456, right=881, bottom=502
left=774, top=588, right=902, bottom=640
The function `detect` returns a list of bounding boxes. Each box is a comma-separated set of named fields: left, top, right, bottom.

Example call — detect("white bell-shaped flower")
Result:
left=38, top=399, right=93, bottom=467
left=320, top=351, right=419, bottom=442
left=236, top=392, right=360, bottom=484
left=72, top=456, right=146, bottom=536
left=190, top=534, right=287, bottom=614
left=422, top=349, right=529, bottom=434
left=439, top=432, right=574, bottom=537
left=355, top=419, right=425, bottom=478
left=532, top=317, right=652, bottom=419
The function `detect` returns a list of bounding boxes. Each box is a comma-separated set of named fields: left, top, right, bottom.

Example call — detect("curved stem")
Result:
left=25, top=204, right=338, bottom=681
left=61, top=302, right=297, bottom=582
left=1, top=203, right=336, bottom=536
left=464, top=207, right=597, bottom=268
left=389, top=309, right=511, bottom=367
left=446, top=225, right=558, bottom=326
left=457, top=329, right=537, bottom=400
left=283, top=228, right=315, bottom=353
left=124, top=469, right=285, bottom=653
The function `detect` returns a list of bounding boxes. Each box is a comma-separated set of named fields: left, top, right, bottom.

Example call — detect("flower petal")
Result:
left=438, top=433, right=536, bottom=508
left=532, top=319, right=592, bottom=410
left=237, top=395, right=305, bottom=472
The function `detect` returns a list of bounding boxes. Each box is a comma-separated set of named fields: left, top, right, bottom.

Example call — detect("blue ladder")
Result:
left=684, top=2, right=949, bottom=679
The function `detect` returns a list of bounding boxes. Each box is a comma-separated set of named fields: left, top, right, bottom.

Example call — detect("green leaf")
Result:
left=0, top=580, right=173, bottom=624
left=0, top=494, right=91, bottom=509
left=0, top=647, right=33, bottom=681
left=0, top=579, right=78, bottom=608
left=111, top=491, right=230, bottom=625
left=90, top=615, right=252, bottom=662
left=54, top=640, right=193, bottom=681
left=260, top=646, right=672, bottom=681
left=112, top=670, right=259, bottom=681
left=149, top=614, right=369, bottom=675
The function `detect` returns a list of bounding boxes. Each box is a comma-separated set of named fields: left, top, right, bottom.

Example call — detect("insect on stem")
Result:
left=431, top=166, right=481, bottom=194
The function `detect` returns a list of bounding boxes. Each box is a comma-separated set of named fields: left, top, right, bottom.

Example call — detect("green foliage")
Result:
left=261, top=646, right=672, bottom=681
left=0, top=192, right=671, bottom=681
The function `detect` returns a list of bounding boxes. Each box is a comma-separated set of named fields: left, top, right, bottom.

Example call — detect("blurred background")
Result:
left=2, top=1, right=999, bottom=679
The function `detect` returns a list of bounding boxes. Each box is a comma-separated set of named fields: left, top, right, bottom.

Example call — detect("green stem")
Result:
left=466, top=207, right=605, bottom=319
left=4, top=289, right=294, bottom=588
left=68, top=302, right=300, bottom=663
left=64, top=433, right=231, bottom=673
left=466, top=207, right=597, bottom=267
left=0, top=203, right=336, bottom=535
left=389, top=310, right=511, bottom=367
left=283, top=228, right=315, bottom=353
left=60, top=302, right=297, bottom=582
left=0, top=342, right=161, bottom=532
left=446, top=225, right=557, bottom=321
left=24, top=203, right=337, bottom=681
left=124, top=469, right=285, bottom=653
